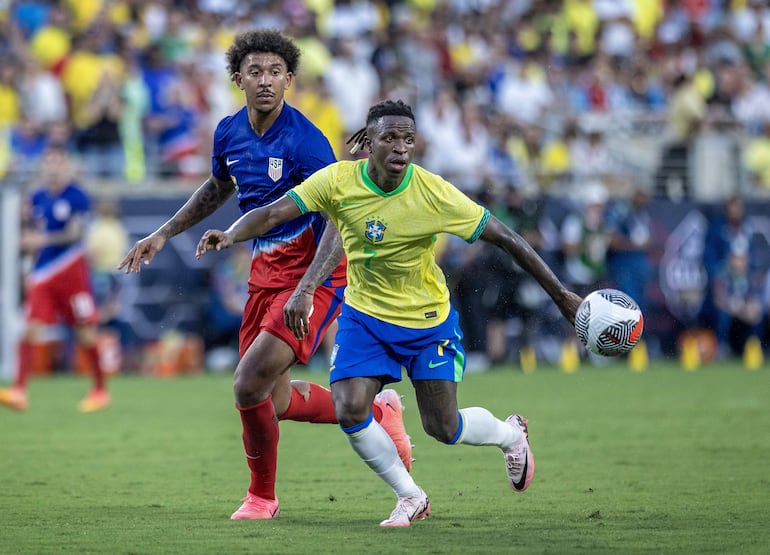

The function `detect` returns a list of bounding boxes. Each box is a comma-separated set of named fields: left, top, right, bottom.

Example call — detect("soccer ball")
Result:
left=574, top=289, right=644, bottom=356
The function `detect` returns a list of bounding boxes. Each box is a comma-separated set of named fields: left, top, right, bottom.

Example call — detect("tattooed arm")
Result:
left=118, top=175, right=235, bottom=273
left=283, top=217, right=344, bottom=339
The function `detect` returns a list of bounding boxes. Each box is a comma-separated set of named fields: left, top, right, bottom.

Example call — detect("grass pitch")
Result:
left=0, top=362, right=768, bottom=554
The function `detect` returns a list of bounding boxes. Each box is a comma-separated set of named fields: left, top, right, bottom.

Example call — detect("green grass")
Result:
left=1, top=362, right=768, bottom=554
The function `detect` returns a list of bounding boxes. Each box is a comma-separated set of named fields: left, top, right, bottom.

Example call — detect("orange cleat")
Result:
left=0, top=387, right=28, bottom=411
left=230, top=493, right=280, bottom=520
left=374, top=389, right=414, bottom=472
left=78, top=389, right=111, bottom=413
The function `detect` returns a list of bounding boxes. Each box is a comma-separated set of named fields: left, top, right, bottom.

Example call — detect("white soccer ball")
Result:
left=574, top=289, right=644, bottom=356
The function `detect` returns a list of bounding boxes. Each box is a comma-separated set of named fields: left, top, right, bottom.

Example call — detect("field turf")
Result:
left=0, top=362, right=768, bottom=554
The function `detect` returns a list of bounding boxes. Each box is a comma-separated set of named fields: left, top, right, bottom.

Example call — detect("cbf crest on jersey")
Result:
left=268, top=157, right=283, bottom=182
left=365, top=218, right=387, bottom=243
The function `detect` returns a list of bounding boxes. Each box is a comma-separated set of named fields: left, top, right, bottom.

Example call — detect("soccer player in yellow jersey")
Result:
left=196, top=100, right=583, bottom=527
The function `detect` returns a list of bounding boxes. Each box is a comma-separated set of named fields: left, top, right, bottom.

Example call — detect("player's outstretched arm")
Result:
left=481, top=215, right=582, bottom=325
left=284, top=215, right=344, bottom=340
left=118, top=175, right=234, bottom=273
left=196, top=195, right=302, bottom=259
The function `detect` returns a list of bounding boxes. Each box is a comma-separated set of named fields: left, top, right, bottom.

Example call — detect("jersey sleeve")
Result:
left=286, top=165, right=335, bottom=215
left=295, top=127, right=337, bottom=180
left=211, top=117, right=230, bottom=181
left=433, top=176, right=490, bottom=243
left=68, top=185, right=91, bottom=215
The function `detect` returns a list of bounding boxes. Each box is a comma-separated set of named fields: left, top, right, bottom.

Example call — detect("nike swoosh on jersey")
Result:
left=428, top=360, right=448, bottom=369
left=226, top=158, right=240, bottom=166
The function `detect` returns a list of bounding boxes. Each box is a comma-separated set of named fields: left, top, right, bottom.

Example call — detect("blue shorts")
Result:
left=329, top=303, right=466, bottom=386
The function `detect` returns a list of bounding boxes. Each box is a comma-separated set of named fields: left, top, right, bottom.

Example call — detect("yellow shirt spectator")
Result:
left=744, top=129, right=770, bottom=190
left=632, top=0, right=664, bottom=42
left=563, top=0, right=598, bottom=57
left=61, top=50, right=125, bottom=130
left=29, top=25, right=71, bottom=70
left=0, top=80, right=20, bottom=127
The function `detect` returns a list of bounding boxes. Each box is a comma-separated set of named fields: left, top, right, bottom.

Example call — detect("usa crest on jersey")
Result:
left=268, top=157, right=283, bottom=182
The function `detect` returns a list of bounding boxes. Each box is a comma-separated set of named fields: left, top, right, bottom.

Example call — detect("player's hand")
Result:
left=559, top=290, right=583, bottom=326
left=283, top=289, right=314, bottom=340
left=118, top=233, right=167, bottom=273
left=196, top=230, right=233, bottom=258
left=19, top=230, right=47, bottom=253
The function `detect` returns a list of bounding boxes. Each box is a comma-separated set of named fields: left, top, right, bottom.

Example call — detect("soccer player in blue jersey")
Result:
left=195, top=99, right=583, bottom=526
left=118, top=29, right=411, bottom=520
left=0, top=147, right=110, bottom=413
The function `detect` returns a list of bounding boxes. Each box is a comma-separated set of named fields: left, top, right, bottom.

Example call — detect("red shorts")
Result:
left=25, top=256, right=99, bottom=326
left=239, top=284, right=344, bottom=364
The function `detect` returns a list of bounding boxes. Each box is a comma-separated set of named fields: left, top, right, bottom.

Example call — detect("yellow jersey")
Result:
left=288, top=160, right=489, bottom=328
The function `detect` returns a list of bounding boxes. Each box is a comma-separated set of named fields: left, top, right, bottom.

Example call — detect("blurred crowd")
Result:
left=2, top=0, right=770, bottom=196
left=4, top=0, right=770, bottom=371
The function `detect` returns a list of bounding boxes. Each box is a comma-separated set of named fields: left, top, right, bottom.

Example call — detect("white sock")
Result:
left=346, top=420, right=421, bottom=498
left=456, top=407, right=521, bottom=450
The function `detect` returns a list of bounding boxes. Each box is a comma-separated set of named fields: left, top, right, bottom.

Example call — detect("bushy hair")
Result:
left=225, top=29, right=301, bottom=77
left=346, top=100, right=415, bottom=154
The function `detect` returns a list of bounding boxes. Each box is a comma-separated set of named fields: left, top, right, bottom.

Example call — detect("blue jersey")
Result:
left=30, top=183, right=90, bottom=273
left=211, top=103, right=342, bottom=291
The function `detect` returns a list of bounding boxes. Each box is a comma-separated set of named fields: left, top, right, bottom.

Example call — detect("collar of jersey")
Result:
left=360, top=160, right=413, bottom=197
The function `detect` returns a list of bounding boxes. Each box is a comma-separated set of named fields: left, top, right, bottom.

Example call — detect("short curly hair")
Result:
left=225, top=29, right=301, bottom=77
left=346, top=100, right=416, bottom=154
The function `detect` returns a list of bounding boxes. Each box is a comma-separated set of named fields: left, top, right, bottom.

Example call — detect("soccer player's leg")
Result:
left=271, top=285, right=414, bottom=471
left=266, top=286, right=340, bottom=424
left=2, top=280, right=60, bottom=411
left=331, top=307, right=427, bottom=525
left=333, top=377, right=429, bottom=527
left=412, top=307, right=534, bottom=491
left=230, top=330, right=296, bottom=520
left=372, top=389, right=413, bottom=472
left=58, top=261, right=109, bottom=412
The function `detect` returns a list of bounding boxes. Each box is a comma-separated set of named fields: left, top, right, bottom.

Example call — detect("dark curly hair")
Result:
left=346, top=100, right=416, bottom=155
left=225, top=29, right=301, bottom=78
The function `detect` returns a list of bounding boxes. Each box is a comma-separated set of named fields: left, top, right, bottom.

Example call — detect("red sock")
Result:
left=239, top=397, right=279, bottom=500
left=82, top=344, right=106, bottom=391
left=280, top=382, right=337, bottom=423
left=15, top=341, right=32, bottom=390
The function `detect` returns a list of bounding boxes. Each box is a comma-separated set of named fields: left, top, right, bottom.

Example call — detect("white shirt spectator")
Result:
left=496, top=61, right=554, bottom=125
left=324, top=38, right=380, bottom=133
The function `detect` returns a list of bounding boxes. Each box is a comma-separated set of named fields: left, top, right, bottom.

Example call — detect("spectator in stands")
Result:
left=204, top=243, right=251, bottom=356
left=604, top=187, right=653, bottom=313
left=84, top=197, right=132, bottom=362
left=743, top=119, right=770, bottom=193
left=17, top=54, right=68, bottom=126
left=76, top=69, right=125, bottom=179
left=324, top=37, right=380, bottom=139
left=656, top=71, right=707, bottom=198
left=702, top=194, right=757, bottom=328
left=9, top=115, right=47, bottom=174
left=712, top=247, right=765, bottom=358
left=560, top=182, right=610, bottom=296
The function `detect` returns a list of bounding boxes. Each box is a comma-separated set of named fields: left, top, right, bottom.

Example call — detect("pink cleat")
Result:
left=504, top=414, right=535, bottom=492
left=0, top=387, right=28, bottom=411
left=230, top=493, right=280, bottom=520
left=78, top=389, right=111, bottom=413
left=379, top=488, right=430, bottom=527
left=374, top=389, right=413, bottom=472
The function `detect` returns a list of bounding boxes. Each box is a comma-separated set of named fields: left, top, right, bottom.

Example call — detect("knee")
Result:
left=334, top=396, right=370, bottom=429
left=422, top=413, right=459, bottom=444
left=233, top=365, right=270, bottom=406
